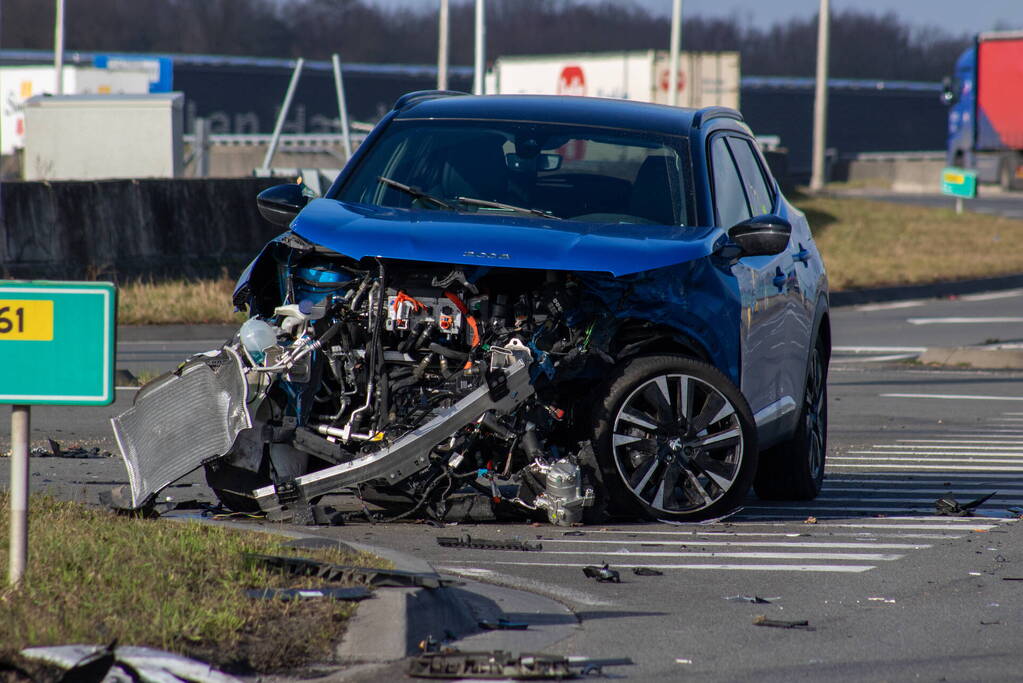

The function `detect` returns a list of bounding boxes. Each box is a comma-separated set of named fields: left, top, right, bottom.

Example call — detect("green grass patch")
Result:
left=118, top=273, right=246, bottom=325
left=0, top=495, right=389, bottom=673
left=792, top=194, right=1023, bottom=291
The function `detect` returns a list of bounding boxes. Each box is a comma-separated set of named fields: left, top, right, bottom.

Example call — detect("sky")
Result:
left=377, top=0, right=1023, bottom=37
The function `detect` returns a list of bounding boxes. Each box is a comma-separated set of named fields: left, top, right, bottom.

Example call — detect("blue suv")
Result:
left=115, top=92, right=829, bottom=525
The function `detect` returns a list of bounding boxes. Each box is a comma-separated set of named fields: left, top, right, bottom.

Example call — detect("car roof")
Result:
left=393, top=93, right=739, bottom=138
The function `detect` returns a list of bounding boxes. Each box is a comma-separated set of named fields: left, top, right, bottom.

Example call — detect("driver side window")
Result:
left=710, top=136, right=750, bottom=228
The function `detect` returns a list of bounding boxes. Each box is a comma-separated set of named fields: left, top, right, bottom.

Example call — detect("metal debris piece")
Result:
left=21, top=644, right=241, bottom=683
left=479, top=618, right=529, bottom=630
left=632, top=567, right=664, bottom=576
left=563, top=530, right=586, bottom=537
left=582, top=563, right=620, bottom=583
left=245, top=553, right=449, bottom=588
left=408, top=651, right=572, bottom=680
left=726, top=595, right=772, bottom=604
left=245, top=586, right=372, bottom=601
left=936, top=491, right=998, bottom=517
left=752, top=615, right=814, bottom=630
left=436, top=535, right=542, bottom=552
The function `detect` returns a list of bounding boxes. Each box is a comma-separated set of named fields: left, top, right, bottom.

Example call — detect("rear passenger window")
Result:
left=710, top=137, right=750, bottom=228
left=728, top=138, right=774, bottom=217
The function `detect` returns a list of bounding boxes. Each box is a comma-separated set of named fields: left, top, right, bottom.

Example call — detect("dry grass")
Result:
left=0, top=495, right=389, bottom=673
left=793, top=195, right=1023, bottom=291
left=118, top=273, right=246, bottom=325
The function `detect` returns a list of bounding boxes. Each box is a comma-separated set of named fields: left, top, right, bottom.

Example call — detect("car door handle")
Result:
left=773, top=267, right=787, bottom=289
left=794, top=244, right=811, bottom=264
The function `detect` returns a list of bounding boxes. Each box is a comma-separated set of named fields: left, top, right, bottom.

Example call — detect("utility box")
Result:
left=23, top=93, right=183, bottom=180
left=488, top=51, right=740, bottom=109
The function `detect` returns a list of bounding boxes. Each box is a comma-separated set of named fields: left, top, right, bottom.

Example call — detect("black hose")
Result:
left=428, top=342, right=469, bottom=361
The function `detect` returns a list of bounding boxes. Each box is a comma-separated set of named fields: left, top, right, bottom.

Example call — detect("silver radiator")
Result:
left=111, top=347, right=251, bottom=508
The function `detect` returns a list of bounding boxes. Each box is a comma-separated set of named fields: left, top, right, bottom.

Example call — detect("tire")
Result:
left=754, top=337, right=828, bottom=500
left=593, top=355, right=758, bottom=521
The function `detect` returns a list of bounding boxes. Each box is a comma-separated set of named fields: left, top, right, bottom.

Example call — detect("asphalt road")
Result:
left=4, top=291, right=1023, bottom=681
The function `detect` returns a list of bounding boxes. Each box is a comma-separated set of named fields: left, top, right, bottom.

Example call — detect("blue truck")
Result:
left=944, top=30, right=1023, bottom=190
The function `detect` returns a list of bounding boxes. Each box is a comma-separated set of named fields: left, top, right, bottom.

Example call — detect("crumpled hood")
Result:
left=291, top=198, right=723, bottom=277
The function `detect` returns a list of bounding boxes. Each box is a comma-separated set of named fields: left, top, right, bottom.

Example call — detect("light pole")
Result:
left=669, top=0, right=682, bottom=107
left=437, top=0, right=449, bottom=90
left=810, top=0, right=830, bottom=192
left=54, top=0, right=65, bottom=95
left=473, top=0, right=486, bottom=95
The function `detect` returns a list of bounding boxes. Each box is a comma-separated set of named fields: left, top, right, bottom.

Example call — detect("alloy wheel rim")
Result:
left=611, top=373, right=744, bottom=514
left=804, top=349, right=826, bottom=481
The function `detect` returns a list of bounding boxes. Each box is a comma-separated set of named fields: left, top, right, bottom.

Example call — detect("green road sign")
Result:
left=941, top=167, right=977, bottom=198
left=0, top=281, right=116, bottom=405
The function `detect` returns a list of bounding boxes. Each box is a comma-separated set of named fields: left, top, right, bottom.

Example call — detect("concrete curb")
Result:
left=831, top=273, right=1023, bottom=307
left=918, top=346, right=1023, bottom=370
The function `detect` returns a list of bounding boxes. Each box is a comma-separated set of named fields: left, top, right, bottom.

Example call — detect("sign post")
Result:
left=941, top=166, right=977, bottom=215
left=2, top=281, right=116, bottom=586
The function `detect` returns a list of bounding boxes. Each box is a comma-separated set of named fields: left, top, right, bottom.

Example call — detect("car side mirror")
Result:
left=941, top=77, right=957, bottom=106
left=727, top=214, right=791, bottom=257
left=257, top=184, right=309, bottom=226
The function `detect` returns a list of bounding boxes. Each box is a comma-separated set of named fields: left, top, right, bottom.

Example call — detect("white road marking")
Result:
left=481, top=561, right=877, bottom=573
left=959, top=289, right=1023, bottom=302
left=541, top=539, right=929, bottom=550
left=855, top=301, right=929, bottom=312
left=829, top=463, right=1023, bottom=471
left=824, top=486, right=1023, bottom=496
left=896, top=439, right=1023, bottom=444
left=880, top=393, right=1023, bottom=401
left=874, top=444, right=1023, bottom=451
left=826, top=471, right=1023, bottom=479
left=539, top=550, right=905, bottom=561
left=842, top=452, right=1023, bottom=459
left=907, top=317, right=1023, bottom=325
left=435, top=566, right=614, bottom=606
left=575, top=529, right=954, bottom=540
left=115, top=386, right=140, bottom=391
left=833, top=353, right=920, bottom=364
left=740, top=521, right=1001, bottom=530
left=833, top=346, right=928, bottom=353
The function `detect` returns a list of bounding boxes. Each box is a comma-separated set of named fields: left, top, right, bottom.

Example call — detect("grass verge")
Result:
left=792, top=194, right=1023, bottom=290
left=0, top=495, right=390, bottom=673
left=117, top=273, right=246, bottom=325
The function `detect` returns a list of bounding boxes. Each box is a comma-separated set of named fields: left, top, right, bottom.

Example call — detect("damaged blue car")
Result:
left=113, top=92, right=829, bottom=524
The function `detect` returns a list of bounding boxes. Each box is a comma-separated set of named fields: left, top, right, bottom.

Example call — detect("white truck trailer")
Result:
left=486, top=50, right=740, bottom=109
left=1, top=66, right=150, bottom=155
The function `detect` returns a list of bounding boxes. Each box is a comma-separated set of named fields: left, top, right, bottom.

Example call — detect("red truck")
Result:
left=944, top=31, right=1023, bottom=190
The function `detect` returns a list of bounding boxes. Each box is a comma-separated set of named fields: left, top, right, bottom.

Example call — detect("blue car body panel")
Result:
left=289, top=198, right=725, bottom=277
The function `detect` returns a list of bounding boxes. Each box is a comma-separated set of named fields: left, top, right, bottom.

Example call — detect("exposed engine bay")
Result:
left=114, top=235, right=634, bottom=526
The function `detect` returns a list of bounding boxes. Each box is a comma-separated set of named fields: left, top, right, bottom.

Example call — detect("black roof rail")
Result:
left=392, top=90, right=470, bottom=111
left=690, top=106, right=744, bottom=130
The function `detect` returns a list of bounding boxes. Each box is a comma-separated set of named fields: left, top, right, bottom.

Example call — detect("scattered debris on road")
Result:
left=20, top=643, right=240, bottom=683
left=582, top=563, right=621, bottom=583
left=23, top=439, right=112, bottom=458
left=632, top=567, right=664, bottom=576
left=479, top=618, right=529, bottom=630
left=726, top=595, right=773, bottom=604
left=245, top=553, right=450, bottom=588
left=752, top=615, right=814, bottom=631
left=245, top=586, right=372, bottom=601
left=935, top=491, right=998, bottom=516
left=804, top=516, right=818, bottom=524
left=408, top=651, right=573, bottom=679
left=437, top=535, right=542, bottom=551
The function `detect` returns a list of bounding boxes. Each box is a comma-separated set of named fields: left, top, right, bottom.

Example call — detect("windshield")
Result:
left=336, top=118, right=692, bottom=225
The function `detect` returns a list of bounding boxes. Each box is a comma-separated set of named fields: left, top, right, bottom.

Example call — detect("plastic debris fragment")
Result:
left=582, top=563, right=620, bottom=583
left=245, top=587, right=372, bottom=601
left=632, top=567, right=664, bottom=576
left=436, top=535, right=542, bottom=551
left=725, top=595, right=772, bottom=604
left=752, top=615, right=814, bottom=630
left=935, top=491, right=998, bottom=516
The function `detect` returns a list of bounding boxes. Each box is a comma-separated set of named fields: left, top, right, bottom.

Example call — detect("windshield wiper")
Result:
left=378, top=176, right=454, bottom=210
left=455, top=196, right=562, bottom=220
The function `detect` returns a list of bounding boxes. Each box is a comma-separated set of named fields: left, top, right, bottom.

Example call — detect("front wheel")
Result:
left=593, top=355, right=758, bottom=521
